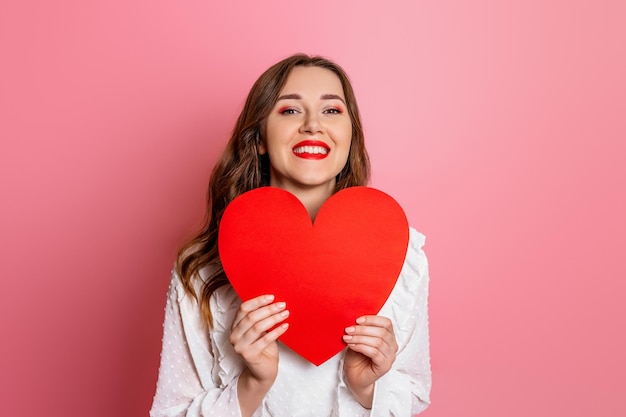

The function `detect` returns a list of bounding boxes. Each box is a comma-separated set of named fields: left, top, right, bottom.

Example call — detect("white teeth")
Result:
left=294, top=146, right=329, bottom=154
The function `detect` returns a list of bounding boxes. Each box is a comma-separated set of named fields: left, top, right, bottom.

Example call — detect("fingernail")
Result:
left=356, top=317, right=365, bottom=324
left=276, top=302, right=286, bottom=309
left=345, top=326, right=355, bottom=333
left=265, top=295, right=274, bottom=302
left=343, top=335, right=352, bottom=341
left=280, top=310, right=289, bottom=317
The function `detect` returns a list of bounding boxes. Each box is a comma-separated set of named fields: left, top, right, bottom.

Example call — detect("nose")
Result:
left=299, top=112, right=323, bottom=134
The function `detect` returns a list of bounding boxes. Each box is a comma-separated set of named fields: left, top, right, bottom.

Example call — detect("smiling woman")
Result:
left=149, top=54, right=432, bottom=417
left=260, top=66, right=353, bottom=219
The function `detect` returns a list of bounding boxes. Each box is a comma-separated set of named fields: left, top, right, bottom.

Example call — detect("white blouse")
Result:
left=150, top=227, right=431, bottom=417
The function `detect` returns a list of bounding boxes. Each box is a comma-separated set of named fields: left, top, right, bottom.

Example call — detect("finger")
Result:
left=232, top=298, right=285, bottom=336
left=344, top=319, right=398, bottom=354
left=231, top=299, right=286, bottom=345
left=232, top=294, right=275, bottom=327
left=348, top=316, right=398, bottom=348
left=345, top=324, right=390, bottom=338
left=232, top=308, right=290, bottom=349
left=342, top=333, right=395, bottom=356
left=345, top=341, right=394, bottom=367
left=356, top=315, right=394, bottom=332
left=241, top=308, right=289, bottom=341
left=248, top=322, right=290, bottom=356
left=345, top=324, right=395, bottom=344
left=347, top=332, right=397, bottom=354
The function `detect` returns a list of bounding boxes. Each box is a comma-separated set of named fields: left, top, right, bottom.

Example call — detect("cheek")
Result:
left=329, top=119, right=352, bottom=142
left=338, top=137, right=352, bottom=165
left=341, top=124, right=353, bottom=147
left=265, top=119, right=294, bottom=142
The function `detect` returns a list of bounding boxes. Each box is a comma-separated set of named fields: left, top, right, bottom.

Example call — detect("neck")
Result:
left=271, top=182, right=335, bottom=222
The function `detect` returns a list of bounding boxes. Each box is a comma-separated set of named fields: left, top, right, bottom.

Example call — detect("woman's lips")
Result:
left=292, top=140, right=330, bottom=160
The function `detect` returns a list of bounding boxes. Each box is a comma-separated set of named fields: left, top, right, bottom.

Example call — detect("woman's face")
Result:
left=261, top=66, right=352, bottom=195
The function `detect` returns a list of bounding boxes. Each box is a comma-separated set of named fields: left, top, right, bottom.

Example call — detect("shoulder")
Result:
left=409, top=226, right=426, bottom=248
left=380, top=226, right=429, bottom=337
left=169, top=266, right=241, bottom=320
left=166, top=268, right=185, bottom=303
left=404, top=226, right=429, bottom=278
left=167, top=266, right=205, bottom=305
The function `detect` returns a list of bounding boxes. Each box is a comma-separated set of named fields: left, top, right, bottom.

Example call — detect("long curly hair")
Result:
left=177, top=53, right=371, bottom=327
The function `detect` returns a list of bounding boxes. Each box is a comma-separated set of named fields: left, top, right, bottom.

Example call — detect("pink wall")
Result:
left=1, top=1, right=624, bottom=416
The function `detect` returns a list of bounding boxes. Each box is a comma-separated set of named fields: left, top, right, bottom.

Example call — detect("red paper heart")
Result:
left=218, top=186, right=409, bottom=365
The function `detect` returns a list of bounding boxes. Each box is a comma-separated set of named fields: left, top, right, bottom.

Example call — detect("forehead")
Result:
left=280, top=66, right=345, bottom=97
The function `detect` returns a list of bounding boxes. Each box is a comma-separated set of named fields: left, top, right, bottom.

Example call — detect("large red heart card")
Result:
left=218, top=186, right=409, bottom=365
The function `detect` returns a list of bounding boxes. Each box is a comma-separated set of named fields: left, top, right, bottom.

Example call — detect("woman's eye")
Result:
left=279, top=108, right=298, bottom=115
left=324, top=108, right=342, bottom=114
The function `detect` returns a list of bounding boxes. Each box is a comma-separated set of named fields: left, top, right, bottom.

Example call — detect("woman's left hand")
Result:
left=342, top=315, right=398, bottom=408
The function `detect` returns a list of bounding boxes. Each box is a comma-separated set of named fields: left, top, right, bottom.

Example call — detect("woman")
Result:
left=150, top=54, right=431, bottom=417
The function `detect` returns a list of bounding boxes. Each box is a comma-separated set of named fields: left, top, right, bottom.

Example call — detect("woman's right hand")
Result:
left=229, top=294, right=290, bottom=385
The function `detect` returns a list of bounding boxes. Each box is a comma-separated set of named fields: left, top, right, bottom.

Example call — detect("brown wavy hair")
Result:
left=177, top=53, right=371, bottom=327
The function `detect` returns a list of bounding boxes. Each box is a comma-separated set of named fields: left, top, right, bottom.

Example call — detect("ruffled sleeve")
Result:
left=336, top=227, right=432, bottom=416
left=149, top=271, right=243, bottom=417
left=372, top=227, right=432, bottom=415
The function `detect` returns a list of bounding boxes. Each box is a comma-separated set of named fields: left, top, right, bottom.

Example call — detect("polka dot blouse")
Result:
left=150, top=228, right=431, bottom=416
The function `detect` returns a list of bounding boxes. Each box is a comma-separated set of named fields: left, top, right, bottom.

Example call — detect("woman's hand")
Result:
left=342, top=315, right=398, bottom=409
left=230, top=294, right=289, bottom=416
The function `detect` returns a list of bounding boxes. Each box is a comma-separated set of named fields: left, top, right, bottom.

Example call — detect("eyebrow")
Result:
left=276, top=93, right=346, bottom=105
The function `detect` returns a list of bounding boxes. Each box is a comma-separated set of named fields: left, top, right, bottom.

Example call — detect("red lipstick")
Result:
left=292, top=140, right=330, bottom=160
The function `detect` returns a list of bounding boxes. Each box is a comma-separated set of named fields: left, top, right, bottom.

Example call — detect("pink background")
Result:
left=1, top=1, right=624, bottom=416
